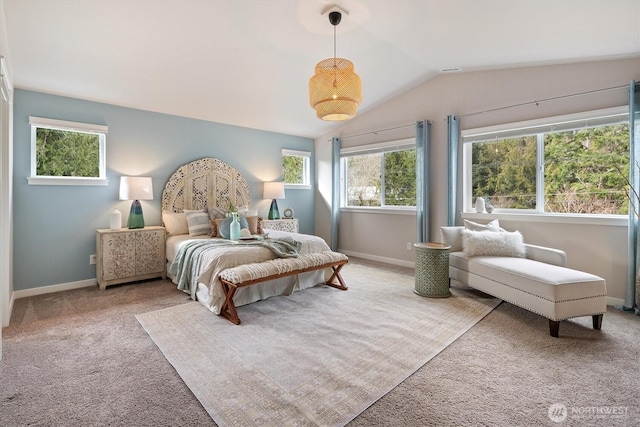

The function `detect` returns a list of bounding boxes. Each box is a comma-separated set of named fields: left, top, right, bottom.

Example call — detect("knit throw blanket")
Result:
left=170, top=237, right=302, bottom=299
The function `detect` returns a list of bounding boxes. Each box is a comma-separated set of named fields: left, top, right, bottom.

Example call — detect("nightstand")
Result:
left=262, top=218, right=299, bottom=233
left=96, top=226, right=166, bottom=290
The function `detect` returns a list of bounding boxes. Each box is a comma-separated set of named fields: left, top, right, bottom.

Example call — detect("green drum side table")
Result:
left=414, top=242, right=451, bottom=298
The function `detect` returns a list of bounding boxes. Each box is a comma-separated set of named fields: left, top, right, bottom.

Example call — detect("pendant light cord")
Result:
left=333, top=25, right=337, bottom=60
left=332, top=17, right=338, bottom=86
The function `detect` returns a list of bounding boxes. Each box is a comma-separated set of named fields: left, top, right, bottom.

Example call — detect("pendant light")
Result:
left=309, top=10, right=362, bottom=121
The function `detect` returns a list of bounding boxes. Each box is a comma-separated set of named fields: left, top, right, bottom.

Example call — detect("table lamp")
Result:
left=263, top=182, right=285, bottom=220
left=119, top=176, right=154, bottom=229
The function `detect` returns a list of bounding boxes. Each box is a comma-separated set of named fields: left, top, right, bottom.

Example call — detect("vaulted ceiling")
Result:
left=3, top=0, right=639, bottom=138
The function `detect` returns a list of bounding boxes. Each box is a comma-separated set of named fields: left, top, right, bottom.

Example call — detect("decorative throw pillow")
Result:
left=219, top=215, right=249, bottom=239
left=207, top=206, right=227, bottom=220
left=257, top=217, right=264, bottom=235
left=184, top=209, right=211, bottom=236
left=162, top=211, right=188, bottom=236
left=440, top=220, right=501, bottom=252
left=464, top=219, right=501, bottom=232
left=208, top=220, right=218, bottom=238
left=213, top=218, right=224, bottom=237
left=243, top=215, right=259, bottom=234
left=462, top=229, right=525, bottom=258
left=440, top=226, right=464, bottom=252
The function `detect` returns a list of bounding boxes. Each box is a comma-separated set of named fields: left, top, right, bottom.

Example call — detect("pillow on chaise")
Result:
left=462, top=228, right=525, bottom=258
left=464, top=219, right=501, bottom=232
left=441, top=219, right=502, bottom=252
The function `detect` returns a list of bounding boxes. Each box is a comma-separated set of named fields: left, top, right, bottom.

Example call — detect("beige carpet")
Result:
left=136, top=263, right=500, bottom=427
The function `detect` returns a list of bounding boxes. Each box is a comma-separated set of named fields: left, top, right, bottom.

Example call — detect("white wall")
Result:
left=315, top=57, right=640, bottom=302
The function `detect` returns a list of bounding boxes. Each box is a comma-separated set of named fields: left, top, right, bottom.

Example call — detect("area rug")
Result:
left=136, top=263, right=500, bottom=427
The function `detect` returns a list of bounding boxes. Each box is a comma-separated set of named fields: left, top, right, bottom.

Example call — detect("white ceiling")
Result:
left=3, top=0, right=640, bottom=138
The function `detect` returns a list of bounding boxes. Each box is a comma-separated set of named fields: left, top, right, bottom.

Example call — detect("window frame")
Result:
left=340, top=138, right=417, bottom=212
left=281, top=148, right=311, bottom=189
left=461, top=106, right=629, bottom=216
left=28, top=116, right=108, bottom=186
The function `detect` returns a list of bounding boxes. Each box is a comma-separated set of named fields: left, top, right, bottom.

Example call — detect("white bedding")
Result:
left=166, top=229, right=331, bottom=314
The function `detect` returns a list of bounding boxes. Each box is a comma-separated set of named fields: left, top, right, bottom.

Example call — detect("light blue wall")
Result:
left=13, top=89, right=315, bottom=291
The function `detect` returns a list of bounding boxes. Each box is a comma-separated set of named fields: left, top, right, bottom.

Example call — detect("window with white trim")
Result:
left=462, top=107, right=630, bottom=215
left=29, top=116, right=108, bottom=186
left=282, top=149, right=310, bottom=188
left=340, top=138, right=416, bottom=207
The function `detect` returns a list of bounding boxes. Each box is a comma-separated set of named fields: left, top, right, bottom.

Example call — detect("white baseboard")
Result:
left=13, top=278, right=96, bottom=300
left=606, top=296, right=625, bottom=307
left=339, top=249, right=415, bottom=268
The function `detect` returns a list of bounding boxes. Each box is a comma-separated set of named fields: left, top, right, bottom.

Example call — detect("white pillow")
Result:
left=184, top=209, right=211, bottom=236
left=162, top=211, right=188, bottom=236
left=441, top=219, right=501, bottom=252
left=464, top=219, right=501, bottom=232
left=441, top=226, right=464, bottom=252
left=462, top=229, right=525, bottom=258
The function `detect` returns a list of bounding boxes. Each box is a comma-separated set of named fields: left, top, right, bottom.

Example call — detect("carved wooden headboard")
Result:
left=161, top=157, right=252, bottom=213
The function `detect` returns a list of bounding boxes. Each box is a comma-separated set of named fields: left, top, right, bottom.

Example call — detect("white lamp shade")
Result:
left=119, top=176, right=154, bottom=201
left=263, top=182, right=285, bottom=200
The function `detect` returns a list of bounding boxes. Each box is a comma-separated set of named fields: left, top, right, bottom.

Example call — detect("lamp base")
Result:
left=127, top=200, right=145, bottom=229
left=268, top=199, right=280, bottom=220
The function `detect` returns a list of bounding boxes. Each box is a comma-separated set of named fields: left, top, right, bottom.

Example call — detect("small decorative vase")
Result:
left=230, top=212, right=241, bottom=241
left=486, top=204, right=494, bottom=214
left=475, top=197, right=486, bottom=213
left=109, top=209, right=122, bottom=230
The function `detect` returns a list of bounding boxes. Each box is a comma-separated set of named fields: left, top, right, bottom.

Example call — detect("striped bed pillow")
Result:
left=184, top=209, right=211, bottom=236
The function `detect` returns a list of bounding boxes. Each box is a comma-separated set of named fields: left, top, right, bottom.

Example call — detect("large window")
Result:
left=341, top=138, right=416, bottom=208
left=463, top=107, right=629, bottom=215
left=282, top=149, right=310, bottom=188
left=29, top=116, right=108, bottom=186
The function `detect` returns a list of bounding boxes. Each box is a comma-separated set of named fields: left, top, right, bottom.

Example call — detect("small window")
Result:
left=282, top=149, right=311, bottom=188
left=340, top=138, right=416, bottom=208
left=28, top=116, right=108, bottom=186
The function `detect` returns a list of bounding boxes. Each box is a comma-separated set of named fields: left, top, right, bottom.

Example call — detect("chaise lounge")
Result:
left=441, top=221, right=607, bottom=337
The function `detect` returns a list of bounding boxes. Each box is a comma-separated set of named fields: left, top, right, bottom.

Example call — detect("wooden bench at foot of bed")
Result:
left=218, top=251, right=349, bottom=325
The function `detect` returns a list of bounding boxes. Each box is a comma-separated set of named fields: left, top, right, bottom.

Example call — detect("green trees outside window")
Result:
left=36, top=128, right=100, bottom=177
left=282, top=149, right=310, bottom=186
left=29, top=116, right=107, bottom=185
left=346, top=153, right=381, bottom=206
left=282, top=155, right=304, bottom=184
left=472, top=136, right=537, bottom=209
left=384, top=149, right=416, bottom=206
left=345, top=148, right=416, bottom=207
left=471, top=123, right=630, bottom=215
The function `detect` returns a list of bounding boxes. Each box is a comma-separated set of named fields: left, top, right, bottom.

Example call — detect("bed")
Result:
left=161, top=157, right=332, bottom=315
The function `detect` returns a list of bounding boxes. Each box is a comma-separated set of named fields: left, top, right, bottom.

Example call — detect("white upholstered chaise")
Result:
left=441, top=225, right=607, bottom=337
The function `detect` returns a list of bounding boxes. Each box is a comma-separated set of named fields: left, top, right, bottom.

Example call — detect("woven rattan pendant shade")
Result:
left=309, top=9, right=362, bottom=121
left=309, top=57, right=362, bottom=121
